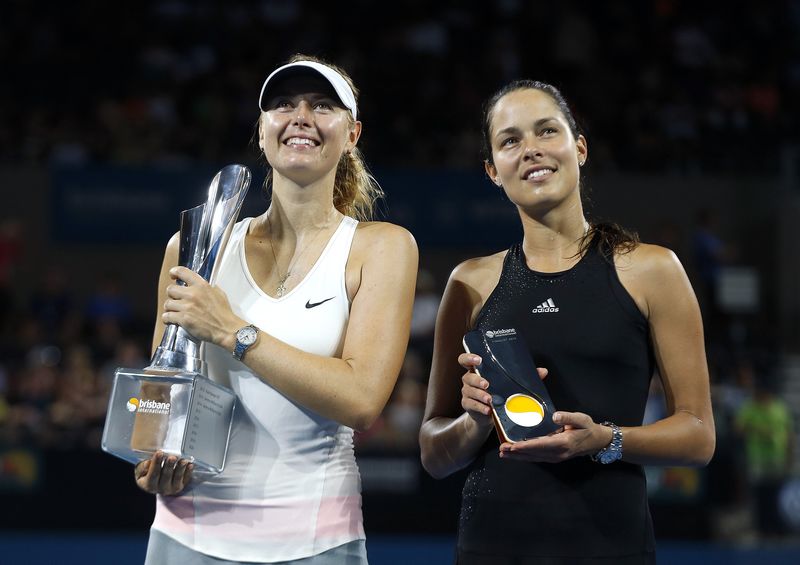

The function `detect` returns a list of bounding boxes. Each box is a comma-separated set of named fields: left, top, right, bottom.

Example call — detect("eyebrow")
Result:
left=494, top=117, right=559, bottom=138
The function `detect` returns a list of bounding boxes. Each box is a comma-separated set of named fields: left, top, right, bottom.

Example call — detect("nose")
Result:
left=522, top=142, right=543, bottom=161
left=292, top=101, right=313, bottom=126
left=522, top=137, right=543, bottom=160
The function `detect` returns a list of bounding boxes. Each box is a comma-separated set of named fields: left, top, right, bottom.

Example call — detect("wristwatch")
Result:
left=591, top=421, right=623, bottom=464
left=232, top=324, right=259, bottom=361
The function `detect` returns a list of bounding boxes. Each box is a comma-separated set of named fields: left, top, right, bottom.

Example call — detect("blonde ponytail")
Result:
left=333, top=146, right=384, bottom=221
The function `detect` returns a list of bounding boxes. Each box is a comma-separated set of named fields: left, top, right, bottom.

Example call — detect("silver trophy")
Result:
left=102, top=164, right=251, bottom=474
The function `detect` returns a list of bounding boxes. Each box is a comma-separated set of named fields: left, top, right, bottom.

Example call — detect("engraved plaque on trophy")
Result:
left=101, top=164, right=251, bottom=474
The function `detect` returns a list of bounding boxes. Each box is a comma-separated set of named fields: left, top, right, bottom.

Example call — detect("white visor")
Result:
left=258, top=61, right=358, bottom=120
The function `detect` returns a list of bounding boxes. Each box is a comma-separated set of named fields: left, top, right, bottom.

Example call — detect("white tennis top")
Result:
left=152, top=215, right=364, bottom=562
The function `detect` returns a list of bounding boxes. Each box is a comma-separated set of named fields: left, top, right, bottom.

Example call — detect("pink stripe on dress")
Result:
left=155, top=495, right=364, bottom=543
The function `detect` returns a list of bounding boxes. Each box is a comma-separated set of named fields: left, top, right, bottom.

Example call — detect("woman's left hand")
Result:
left=162, top=266, right=242, bottom=347
left=498, top=411, right=611, bottom=463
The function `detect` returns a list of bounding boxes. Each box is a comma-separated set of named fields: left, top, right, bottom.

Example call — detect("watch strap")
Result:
left=233, top=339, right=248, bottom=361
left=591, top=421, right=623, bottom=463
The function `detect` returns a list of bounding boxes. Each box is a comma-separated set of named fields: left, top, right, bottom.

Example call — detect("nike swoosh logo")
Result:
left=305, top=297, right=336, bottom=309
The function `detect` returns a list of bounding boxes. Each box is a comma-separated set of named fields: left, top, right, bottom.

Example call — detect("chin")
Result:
left=508, top=187, right=559, bottom=207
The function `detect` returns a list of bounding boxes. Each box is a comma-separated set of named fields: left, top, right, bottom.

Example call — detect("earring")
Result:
left=579, top=160, right=585, bottom=167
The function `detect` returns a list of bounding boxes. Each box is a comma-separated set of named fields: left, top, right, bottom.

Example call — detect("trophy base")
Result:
left=101, top=368, right=236, bottom=474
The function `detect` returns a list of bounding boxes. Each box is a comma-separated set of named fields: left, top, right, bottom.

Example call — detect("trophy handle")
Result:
left=148, top=164, right=251, bottom=375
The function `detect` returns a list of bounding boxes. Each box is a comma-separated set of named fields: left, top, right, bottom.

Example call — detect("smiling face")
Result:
left=485, top=88, right=587, bottom=214
left=259, top=73, right=361, bottom=186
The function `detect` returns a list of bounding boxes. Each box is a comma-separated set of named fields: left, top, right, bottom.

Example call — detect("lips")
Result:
left=522, top=166, right=556, bottom=181
left=284, top=136, right=320, bottom=147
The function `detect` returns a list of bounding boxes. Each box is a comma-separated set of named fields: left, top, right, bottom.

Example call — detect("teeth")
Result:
left=528, top=168, right=553, bottom=179
left=286, top=137, right=316, bottom=146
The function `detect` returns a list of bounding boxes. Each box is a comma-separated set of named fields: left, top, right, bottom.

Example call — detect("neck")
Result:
left=518, top=204, right=589, bottom=271
left=257, top=173, right=341, bottom=238
left=265, top=199, right=340, bottom=239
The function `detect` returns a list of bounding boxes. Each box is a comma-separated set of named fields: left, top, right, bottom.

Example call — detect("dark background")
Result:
left=1, top=0, right=800, bottom=560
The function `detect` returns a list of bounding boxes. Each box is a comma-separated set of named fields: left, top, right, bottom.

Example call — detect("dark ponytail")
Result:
left=582, top=222, right=640, bottom=261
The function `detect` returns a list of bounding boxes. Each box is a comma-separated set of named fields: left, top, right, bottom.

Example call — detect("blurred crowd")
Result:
left=0, top=255, right=149, bottom=451
left=2, top=0, right=800, bottom=173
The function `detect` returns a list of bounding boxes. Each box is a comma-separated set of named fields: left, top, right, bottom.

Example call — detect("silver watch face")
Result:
left=237, top=326, right=258, bottom=346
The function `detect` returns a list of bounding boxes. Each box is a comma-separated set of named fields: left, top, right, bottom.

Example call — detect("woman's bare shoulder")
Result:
left=451, top=251, right=506, bottom=282
left=445, top=250, right=508, bottom=306
left=617, top=242, right=685, bottom=278
left=353, top=220, right=417, bottom=252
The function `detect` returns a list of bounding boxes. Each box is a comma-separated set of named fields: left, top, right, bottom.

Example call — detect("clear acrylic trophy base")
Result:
left=101, top=368, right=236, bottom=474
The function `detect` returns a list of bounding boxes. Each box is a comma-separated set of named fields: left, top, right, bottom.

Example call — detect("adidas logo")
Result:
left=532, top=298, right=559, bottom=313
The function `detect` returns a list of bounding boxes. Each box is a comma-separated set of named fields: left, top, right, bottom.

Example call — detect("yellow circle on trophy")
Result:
left=504, top=394, right=544, bottom=427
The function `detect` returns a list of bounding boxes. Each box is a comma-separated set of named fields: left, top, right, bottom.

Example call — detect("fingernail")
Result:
left=553, top=412, right=562, bottom=423
left=481, top=380, right=489, bottom=389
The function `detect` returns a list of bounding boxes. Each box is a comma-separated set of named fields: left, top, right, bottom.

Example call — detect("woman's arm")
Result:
left=498, top=244, right=716, bottom=467
left=614, top=244, right=716, bottom=466
left=151, top=231, right=180, bottom=355
left=419, top=257, right=501, bottom=479
left=161, top=222, right=418, bottom=432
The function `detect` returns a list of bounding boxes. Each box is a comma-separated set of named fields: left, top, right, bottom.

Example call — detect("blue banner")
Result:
left=51, top=164, right=522, bottom=248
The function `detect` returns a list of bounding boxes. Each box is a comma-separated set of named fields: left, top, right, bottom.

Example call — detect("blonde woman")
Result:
left=136, top=55, right=418, bottom=565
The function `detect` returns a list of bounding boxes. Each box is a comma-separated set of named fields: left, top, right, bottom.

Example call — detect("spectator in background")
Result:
left=49, top=344, right=108, bottom=449
left=85, top=272, right=132, bottom=328
left=735, top=354, right=795, bottom=539
left=85, top=272, right=134, bottom=366
left=691, top=207, right=731, bottom=337
left=6, top=345, right=60, bottom=446
left=409, top=267, right=441, bottom=359
left=28, top=267, right=75, bottom=342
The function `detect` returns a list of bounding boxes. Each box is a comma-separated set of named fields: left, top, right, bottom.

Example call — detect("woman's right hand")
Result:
left=459, top=353, right=494, bottom=425
left=458, top=353, right=549, bottom=425
left=134, top=451, right=193, bottom=496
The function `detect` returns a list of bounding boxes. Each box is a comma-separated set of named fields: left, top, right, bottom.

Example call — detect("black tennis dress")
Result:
left=457, top=239, right=656, bottom=564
